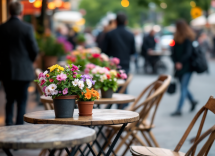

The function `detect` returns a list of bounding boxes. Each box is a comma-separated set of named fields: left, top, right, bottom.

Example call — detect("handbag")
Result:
left=167, top=82, right=176, bottom=94
left=167, top=71, right=177, bottom=94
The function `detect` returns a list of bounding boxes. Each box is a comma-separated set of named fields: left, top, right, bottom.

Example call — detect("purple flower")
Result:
left=63, top=88, right=68, bottom=95
left=59, top=91, right=61, bottom=93
left=92, top=80, right=96, bottom=85
left=81, top=75, right=91, bottom=82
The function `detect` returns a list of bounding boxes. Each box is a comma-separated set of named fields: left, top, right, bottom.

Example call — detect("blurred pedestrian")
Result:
left=84, top=27, right=96, bottom=48
left=96, top=19, right=116, bottom=49
left=102, top=12, right=136, bottom=109
left=0, top=1, right=38, bottom=125
left=102, top=12, right=135, bottom=74
left=198, top=32, right=212, bottom=57
left=134, top=29, right=143, bottom=73
left=141, top=30, right=159, bottom=74
left=171, top=19, right=198, bottom=116
left=67, top=27, right=78, bottom=50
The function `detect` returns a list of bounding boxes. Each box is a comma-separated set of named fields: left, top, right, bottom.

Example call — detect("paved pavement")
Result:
left=0, top=57, right=214, bottom=155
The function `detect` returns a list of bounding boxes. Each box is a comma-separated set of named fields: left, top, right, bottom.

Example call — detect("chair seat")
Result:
left=108, top=123, right=154, bottom=131
left=130, top=146, right=185, bottom=156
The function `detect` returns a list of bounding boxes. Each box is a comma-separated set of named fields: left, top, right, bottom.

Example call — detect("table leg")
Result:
left=3, top=149, right=13, bottom=156
left=105, top=123, right=127, bottom=156
left=48, top=149, right=56, bottom=156
left=87, top=143, right=96, bottom=156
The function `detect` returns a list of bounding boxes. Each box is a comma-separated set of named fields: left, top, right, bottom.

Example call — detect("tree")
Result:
left=79, top=0, right=148, bottom=27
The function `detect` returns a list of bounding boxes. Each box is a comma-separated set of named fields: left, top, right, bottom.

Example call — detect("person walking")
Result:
left=102, top=12, right=136, bottom=74
left=0, top=1, right=38, bottom=125
left=171, top=19, right=198, bottom=116
left=141, top=30, right=159, bottom=74
left=102, top=13, right=136, bottom=109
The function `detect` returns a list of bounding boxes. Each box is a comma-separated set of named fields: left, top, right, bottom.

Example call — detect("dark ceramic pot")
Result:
left=101, top=88, right=113, bottom=98
left=53, top=95, right=77, bottom=118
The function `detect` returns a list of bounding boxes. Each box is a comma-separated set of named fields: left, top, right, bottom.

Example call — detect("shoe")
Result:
left=190, top=101, right=198, bottom=112
left=171, top=111, right=182, bottom=116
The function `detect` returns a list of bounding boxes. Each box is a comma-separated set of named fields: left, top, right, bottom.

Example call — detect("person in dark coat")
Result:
left=0, top=1, right=38, bottom=125
left=171, top=19, right=197, bottom=116
left=102, top=13, right=136, bottom=73
left=102, top=13, right=136, bottom=109
left=141, top=30, right=159, bottom=73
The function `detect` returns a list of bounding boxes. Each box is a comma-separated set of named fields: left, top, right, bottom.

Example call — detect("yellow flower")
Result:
left=110, top=70, right=117, bottom=76
left=48, top=64, right=64, bottom=72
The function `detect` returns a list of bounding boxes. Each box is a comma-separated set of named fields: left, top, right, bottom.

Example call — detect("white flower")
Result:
left=72, top=79, right=79, bottom=86
left=109, top=79, right=112, bottom=81
left=78, top=80, right=84, bottom=89
left=49, top=84, right=57, bottom=91
left=100, top=74, right=107, bottom=82
left=86, top=79, right=92, bottom=88
left=43, top=70, right=48, bottom=75
left=101, top=53, right=109, bottom=61
left=45, top=87, right=52, bottom=96
left=114, top=78, right=117, bottom=81
left=52, top=90, right=58, bottom=95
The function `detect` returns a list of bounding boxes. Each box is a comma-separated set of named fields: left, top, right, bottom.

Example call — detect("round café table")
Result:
left=24, top=109, right=139, bottom=156
left=0, top=124, right=96, bottom=156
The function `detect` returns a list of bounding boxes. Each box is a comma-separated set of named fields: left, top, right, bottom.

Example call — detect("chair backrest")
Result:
left=35, top=68, right=43, bottom=95
left=185, top=125, right=215, bottom=156
left=127, top=75, right=171, bottom=129
left=118, top=74, right=133, bottom=94
left=128, top=75, right=170, bottom=111
left=174, top=96, right=215, bottom=156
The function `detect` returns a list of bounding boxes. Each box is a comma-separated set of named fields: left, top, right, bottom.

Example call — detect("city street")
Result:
left=0, top=57, right=214, bottom=155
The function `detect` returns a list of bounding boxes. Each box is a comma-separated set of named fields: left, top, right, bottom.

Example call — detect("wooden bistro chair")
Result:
left=118, top=74, right=133, bottom=94
left=130, top=96, right=215, bottom=156
left=104, top=75, right=171, bottom=156
left=35, top=68, right=54, bottom=110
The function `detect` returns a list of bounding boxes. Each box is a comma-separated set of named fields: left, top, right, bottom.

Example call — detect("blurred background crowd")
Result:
left=0, top=0, right=215, bottom=155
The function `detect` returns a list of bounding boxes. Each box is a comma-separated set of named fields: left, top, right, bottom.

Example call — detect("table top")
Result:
left=40, top=93, right=135, bottom=105
left=0, top=124, right=96, bottom=149
left=24, top=109, right=139, bottom=126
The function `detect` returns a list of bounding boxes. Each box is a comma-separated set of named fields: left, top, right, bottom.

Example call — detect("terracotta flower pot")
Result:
left=53, top=95, right=77, bottom=118
left=101, top=88, right=113, bottom=98
left=77, top=101, right=94, bottom=116
left=43, top=56, right=58, bottom=69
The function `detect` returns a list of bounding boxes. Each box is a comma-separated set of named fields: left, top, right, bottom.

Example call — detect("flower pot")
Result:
left=101, top=88, right=113, bottom=98
left=43, top=56, right=58, bottom=69
left=53, top=95, right=77, bottom=118
left=77, top=101, right=94, bottom=116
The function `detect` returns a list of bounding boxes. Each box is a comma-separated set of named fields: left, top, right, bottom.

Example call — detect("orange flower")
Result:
left=85, top=92, right=91, bottom=99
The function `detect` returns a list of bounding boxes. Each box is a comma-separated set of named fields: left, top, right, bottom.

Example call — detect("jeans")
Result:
left=3, top=80, right=30, bottom=125
left=176, top=72, right=194, bottom=112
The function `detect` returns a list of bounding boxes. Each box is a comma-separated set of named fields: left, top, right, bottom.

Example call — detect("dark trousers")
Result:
left=3, top=80, right=30, bottom=125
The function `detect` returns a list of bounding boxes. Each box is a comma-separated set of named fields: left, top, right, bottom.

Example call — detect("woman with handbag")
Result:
left=171, top=19, right=198, bottom=116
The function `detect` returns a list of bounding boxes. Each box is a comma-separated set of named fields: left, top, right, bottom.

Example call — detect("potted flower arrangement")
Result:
left=66, top=47, right=110, bottom=71
left=77, top=87, right=100, bottom=116
left=84, top=64, right=127, bottom=98
left=35, top=64, right=92, bottom=118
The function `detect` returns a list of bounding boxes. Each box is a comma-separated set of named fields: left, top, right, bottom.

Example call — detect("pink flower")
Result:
left=57, top=73, right=67, bottom=81
left=38, top=72, right=43, bottom=79
left=71, top=65, right=79, bottom=71
left=40, top=79, right=46, bottom=86
left=63, top=88, right=68, bottom=95
left=86, top=63, right=96, bottom=70
left=42, top=86, right=47, bottom=92
left=59, top=91, right=61, bottom=93
left=84, top=68, right=90, bottom=74
left=73, top=75, right=76, bottom=78
left=120, top=73, right=127, bottom=79
left=73, top=72, right=77, bottom=75
left=111, top=57, right=120, bottom=65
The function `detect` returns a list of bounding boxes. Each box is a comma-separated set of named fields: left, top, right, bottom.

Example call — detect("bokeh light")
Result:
left=48, top=2, right=56, bottom=10
left=169, top=40, right=175, bottom=47
left=190, top=1, right=196, bottom=8
left=121, top=0, right=129, bottom=7
left=54, top=0, right=63, bottom=7
left=33, top=0, right=42, bottom=8
left=160, top=3, right=167, bottom=9
left=63, top=2, right=71, bottom=10
left=75, top=18, right=86, bottom=26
